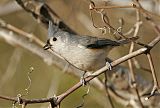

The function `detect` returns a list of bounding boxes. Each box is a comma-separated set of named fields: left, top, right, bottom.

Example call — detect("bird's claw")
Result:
left=80, top=72, right=87, bottom=86
left=106, top=62, right=112, bottom=70
left=80, top=77, right=87, bottom=86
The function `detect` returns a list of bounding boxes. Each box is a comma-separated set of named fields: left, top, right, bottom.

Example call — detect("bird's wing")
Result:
left=76, top=35, right=120, bottom=49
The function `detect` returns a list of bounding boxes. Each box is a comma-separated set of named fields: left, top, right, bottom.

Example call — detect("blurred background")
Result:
left=0, top=0, right=160, bottom=108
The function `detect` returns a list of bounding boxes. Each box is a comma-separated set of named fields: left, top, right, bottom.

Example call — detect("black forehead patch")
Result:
left=47, top=39, right=50, bottom=44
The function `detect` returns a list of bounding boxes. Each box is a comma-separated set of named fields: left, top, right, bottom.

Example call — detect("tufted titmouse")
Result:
left=44, top=21, right=136, bottom=72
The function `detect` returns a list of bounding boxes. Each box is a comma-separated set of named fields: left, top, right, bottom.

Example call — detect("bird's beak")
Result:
left=43, top=42, right=51, bottom=50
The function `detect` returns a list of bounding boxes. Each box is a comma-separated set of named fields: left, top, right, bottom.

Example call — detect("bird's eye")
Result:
left=53, top=37, right=57, bottom=41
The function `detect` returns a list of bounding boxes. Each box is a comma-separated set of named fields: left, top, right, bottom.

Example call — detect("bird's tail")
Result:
left=117, top=36, right=139, bottom=45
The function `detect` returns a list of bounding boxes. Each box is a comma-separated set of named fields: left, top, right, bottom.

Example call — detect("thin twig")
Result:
left=104, top=72, right=115, bottom=108
left=127, top=3, right=144, bottom=107
left=145, top=53, right=160, bottom=99
left=91, top=3, right=160, bottom=19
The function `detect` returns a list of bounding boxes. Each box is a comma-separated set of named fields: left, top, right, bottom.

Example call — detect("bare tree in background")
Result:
left=0, top=0, right=160, bottom=108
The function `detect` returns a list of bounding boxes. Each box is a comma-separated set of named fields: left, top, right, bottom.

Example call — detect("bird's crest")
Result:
left=48, top=20, right=58, bottom=38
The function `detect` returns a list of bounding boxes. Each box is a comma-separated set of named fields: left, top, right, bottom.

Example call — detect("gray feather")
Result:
left=48, top=20, right=58, bottom=38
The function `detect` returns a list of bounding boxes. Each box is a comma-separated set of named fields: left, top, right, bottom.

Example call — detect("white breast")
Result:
left=60, top=45, right=107, bottom=71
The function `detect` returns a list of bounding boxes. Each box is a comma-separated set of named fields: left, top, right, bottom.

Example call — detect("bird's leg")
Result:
left=80, top=71, right=87, bottom=86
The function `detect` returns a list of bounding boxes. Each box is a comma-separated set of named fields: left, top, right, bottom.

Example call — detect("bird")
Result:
left=43, top=21, right=136, bottom=73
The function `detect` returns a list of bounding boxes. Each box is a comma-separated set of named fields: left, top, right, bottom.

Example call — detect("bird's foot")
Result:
left=80, top=72, right=87, bottom=86
left=106, top=62, right=112, bottom=70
